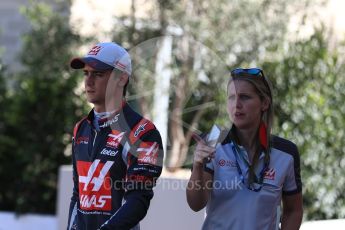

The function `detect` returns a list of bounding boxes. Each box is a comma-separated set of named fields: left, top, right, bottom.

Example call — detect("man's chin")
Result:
left=86, top=97, right=98, bottom=104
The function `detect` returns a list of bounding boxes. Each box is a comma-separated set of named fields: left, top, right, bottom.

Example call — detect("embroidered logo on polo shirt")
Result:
left=218, top=159, right=236, bottom=167
left=264, top=168, right=276, bottom=180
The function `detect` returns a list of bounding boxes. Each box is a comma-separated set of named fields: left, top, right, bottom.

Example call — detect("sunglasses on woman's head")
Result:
left=230, top=67, right=272, bottom=99
left=230, top=68, right=265, bottom=77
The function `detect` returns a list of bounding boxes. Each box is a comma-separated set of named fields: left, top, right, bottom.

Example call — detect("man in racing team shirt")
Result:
left=67, top=42, right=164, bottom=230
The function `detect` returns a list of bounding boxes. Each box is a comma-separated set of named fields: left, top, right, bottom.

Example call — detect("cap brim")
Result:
left=70, top=58, right=85, bottom=69
left=70, top=57, right=114, bottom=71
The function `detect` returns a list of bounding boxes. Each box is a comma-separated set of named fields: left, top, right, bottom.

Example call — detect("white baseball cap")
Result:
left=70, top=42, right=132, bottom=75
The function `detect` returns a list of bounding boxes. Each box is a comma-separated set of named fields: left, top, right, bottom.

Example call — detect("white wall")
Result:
left=56, top=165, right=74, bottom=230
left=300, top=219, right=345, bottom=230
left=140, top=177, right=205, bottom=230
left=0, top=211, right=56, bottom=230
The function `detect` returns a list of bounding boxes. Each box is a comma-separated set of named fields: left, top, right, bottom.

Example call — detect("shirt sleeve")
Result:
left=67, top=138, right=79, bottom=230
left=282, top=143, right=302, bottom=195
left=100, top=128, right=163, bottom=229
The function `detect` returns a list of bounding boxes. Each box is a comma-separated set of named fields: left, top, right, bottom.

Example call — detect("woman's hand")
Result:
left=187, top=134, right=215, bottom=211
left=193, top=133, right=216, bottom=166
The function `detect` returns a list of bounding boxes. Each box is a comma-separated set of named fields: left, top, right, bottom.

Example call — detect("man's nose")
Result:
left=85, top=75, right=94, bottom=85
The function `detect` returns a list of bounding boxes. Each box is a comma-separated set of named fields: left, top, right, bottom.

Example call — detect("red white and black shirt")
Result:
left=67, top=102, right=163, bottom=230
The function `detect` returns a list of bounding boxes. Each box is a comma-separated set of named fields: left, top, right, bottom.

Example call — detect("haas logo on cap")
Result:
left=88, top=45, right=102, bottom=55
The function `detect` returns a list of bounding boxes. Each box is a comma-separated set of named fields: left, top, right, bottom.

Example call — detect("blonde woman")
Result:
left=187, top=68, right=303, bottom=230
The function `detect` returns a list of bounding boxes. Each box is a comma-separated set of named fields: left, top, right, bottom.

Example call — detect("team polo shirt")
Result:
left=202, top=134, right=302, bottom=230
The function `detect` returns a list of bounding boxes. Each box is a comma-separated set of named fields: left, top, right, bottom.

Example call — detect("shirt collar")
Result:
left=87, top=100, right=127, bottom=130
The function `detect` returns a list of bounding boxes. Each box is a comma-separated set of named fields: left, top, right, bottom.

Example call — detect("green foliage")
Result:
left=262, top=28, right=345, bottom=219
left=0, top=1, right=85, bottom=214
left=0, top=56, right=17, bottom=212
left=0, top=0, right=342, bottom=220
left=110, top=0, right=307, bottom=161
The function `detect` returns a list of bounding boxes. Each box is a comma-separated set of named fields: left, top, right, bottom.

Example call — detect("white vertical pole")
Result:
left=152, top=35, right=173, bottom=156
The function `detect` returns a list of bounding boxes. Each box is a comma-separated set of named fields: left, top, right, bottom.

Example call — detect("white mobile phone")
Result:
left=207, top=124, right=221, bottom=147
left=204, top=124, right=221, bottom=163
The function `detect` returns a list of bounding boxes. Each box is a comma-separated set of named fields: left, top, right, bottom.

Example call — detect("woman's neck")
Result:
left=236, top=127, right=259, bottom=161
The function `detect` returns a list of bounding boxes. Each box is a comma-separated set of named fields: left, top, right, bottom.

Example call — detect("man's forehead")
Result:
left=83, top=64, right=103, bottom=72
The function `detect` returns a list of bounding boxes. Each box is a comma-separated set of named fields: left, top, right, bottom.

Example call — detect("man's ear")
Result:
left=118, top=72, right=129, bottom=87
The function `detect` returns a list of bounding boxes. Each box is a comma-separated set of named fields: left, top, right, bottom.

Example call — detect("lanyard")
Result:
left=231, top=141, right=269, bottom=191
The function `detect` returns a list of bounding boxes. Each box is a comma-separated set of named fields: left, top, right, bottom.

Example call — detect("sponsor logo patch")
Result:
left=137, top=142, right=159, bottom=165
left=115, top=61, right=126, bottom=70
left=100, top=148, right=118, bottom=157
left=76, top=136, right=89, bottom=145
left=129, top=119, right=155, bottom=144
left=134, top=122, right=147, bottom=137
left=99, top=114, right=120, bottom=128
left=127, top=174, right=153, bottom=183
left=77, top=160, right=114, bottom=211
left=106, top=130, right=125, bottom=149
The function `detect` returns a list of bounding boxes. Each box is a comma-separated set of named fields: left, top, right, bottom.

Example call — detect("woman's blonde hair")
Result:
left=227, top=71, right=274, bottom=185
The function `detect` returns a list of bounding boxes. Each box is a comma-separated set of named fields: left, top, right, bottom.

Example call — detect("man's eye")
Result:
left=95, top=72, right=104, bottom=77
left=83, top=71, right=105, bottom=77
